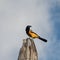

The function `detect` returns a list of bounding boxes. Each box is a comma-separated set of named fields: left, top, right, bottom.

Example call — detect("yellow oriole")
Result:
left=25, top=25, right=47, bottom=42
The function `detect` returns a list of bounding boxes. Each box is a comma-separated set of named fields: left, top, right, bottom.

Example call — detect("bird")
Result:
left=25, top=25, right=47, bottom=42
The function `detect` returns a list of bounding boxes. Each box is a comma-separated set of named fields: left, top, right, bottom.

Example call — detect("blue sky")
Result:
left=0, top=0, right=60, bottom=60
left=50, top=2, right=60, bottom=40
left=46, top=1, right=60, bottom=60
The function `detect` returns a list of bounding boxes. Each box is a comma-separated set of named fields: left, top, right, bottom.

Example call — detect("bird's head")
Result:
left=25, top=25, right=32, bottom=31
left=27, top=25, right=32, bottom=28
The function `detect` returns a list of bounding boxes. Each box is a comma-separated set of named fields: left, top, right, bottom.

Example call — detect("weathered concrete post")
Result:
left=18, top=38, right=38, bottom=60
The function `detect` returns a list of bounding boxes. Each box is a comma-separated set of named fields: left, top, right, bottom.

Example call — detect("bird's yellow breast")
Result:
left=29, top=30, right=39, bottom=38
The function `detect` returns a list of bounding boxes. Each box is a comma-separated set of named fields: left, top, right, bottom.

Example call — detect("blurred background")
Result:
left=0, top=0, right=60, bottom=60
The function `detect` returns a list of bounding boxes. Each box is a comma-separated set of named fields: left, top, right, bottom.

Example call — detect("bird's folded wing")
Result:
left=29, top=30, right=39, bottom=38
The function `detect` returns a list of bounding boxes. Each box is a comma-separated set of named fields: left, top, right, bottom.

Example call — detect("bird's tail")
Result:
left=39, top=37, right=47, bottom=42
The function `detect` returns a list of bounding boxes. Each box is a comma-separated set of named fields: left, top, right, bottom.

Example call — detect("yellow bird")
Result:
left=25, top=25, right=47, bottom=42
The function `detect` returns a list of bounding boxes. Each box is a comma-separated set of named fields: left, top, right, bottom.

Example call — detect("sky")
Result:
left=0, top=0, right=60, bottom=60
